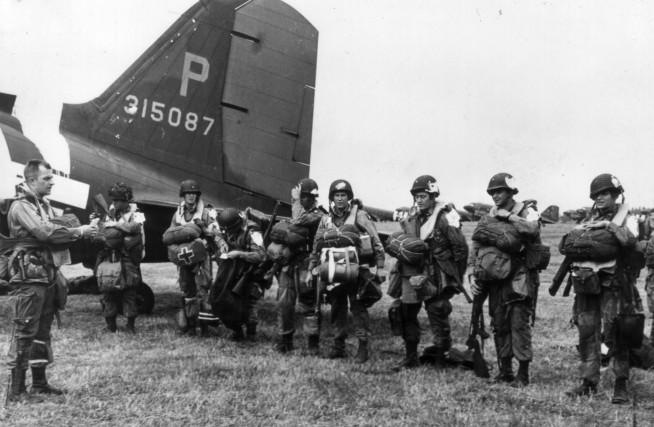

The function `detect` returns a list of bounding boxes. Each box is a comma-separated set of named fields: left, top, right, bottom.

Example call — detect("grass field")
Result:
left=1, top=222, right=653, bottom=426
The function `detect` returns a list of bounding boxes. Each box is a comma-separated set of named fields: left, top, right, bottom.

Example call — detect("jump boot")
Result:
left=611, top=378, right=630, bottom=404
left=511, top=361, right=529, bottom=387
left=493, top=357, right=515, bottom=383
left=229, top=326, right=245, bottom=342
left=7, top=369, right=43, bottom=404
left=354, top=339, right=369, bottom=364
left=307, top=335, right=320, bottom=356
left=246, top=324, right=257, bottom=341
left=565, top=379, right=598, bottom=398
left=104, top=316, right=117, bottom=333
left=420, top=345, right=447, bottom=370
left=30, top=366, right=65, bottom=395
left=328, top=338, right=346, bottom=359
left=125, top=317, right=136, bottom=334
left=276, top=333, right=294, bottom=353
left=393, top=341, right=420, bottom=371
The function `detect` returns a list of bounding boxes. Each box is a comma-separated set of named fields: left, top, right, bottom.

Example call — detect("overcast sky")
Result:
left=2, top=0, right=654, bottom=212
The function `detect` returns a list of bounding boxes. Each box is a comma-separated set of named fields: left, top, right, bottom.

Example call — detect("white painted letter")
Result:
left=180, top=52, right=209, bottom=96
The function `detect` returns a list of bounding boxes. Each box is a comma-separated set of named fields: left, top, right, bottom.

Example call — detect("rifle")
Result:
left=531, top=284, right=539, bottom=326
left=92, top=194, right=113, bottom=220
left=466, top=293, right=490, bottom=378
left=262, top=200, right=282, bottom=247
left=548, top=256, right=573, bottom=296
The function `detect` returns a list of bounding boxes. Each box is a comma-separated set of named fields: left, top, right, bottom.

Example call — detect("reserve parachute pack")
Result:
left=162, top=223, right=202, bottom=246
left=559, top=228, right=620, bottom=262
left=559, top=203, right=630, bottom=262
left=269, top=220, right=309, bottom=249
left=167, top=239, right=207, bottom=266
left=317, top=224, right=360, bottom=249
left=472, top=215, right=523, bottom=254
left=385, top=231, right=428, bottom=265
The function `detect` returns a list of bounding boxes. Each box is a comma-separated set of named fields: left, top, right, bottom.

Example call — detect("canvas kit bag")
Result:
left=474, top=246, right=512, bottom=281
left=167, top=239, right=207, bottom=266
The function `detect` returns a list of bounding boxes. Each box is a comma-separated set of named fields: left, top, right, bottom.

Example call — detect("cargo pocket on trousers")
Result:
left=9, top=289, right=40, bottom=328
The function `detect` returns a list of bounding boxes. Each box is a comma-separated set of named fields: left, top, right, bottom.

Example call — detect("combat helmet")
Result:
left=487, top=173, right=519, bottom=195
left=410, top=175, right=440, bottom=197
left=108, top=182, right=133, bottom=202
left=298, top=178, right=319, bottom=197
left=179, top=179, right=201, bottom=197
left=589, top=173, right=624, bottom=199
left=218, top=207, right=243, bottom=232
left=328, top=179, right=353, bottom=201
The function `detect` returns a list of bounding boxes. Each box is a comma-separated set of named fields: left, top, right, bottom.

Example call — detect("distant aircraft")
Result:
left=562, top=207, right=591, bottom=223
left=540, top=205, right=559, bottom=224
left=462, top=202, right=559, bottom=223
left=463, top=203, right=492, bottom=221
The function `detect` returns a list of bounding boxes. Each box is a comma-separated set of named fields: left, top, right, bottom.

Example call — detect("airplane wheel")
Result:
left=137, top=282, right=155, bottom=314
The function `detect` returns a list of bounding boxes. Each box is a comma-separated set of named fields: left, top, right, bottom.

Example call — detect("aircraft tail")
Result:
left=60, top=0, right=317, bottom=204
left=541, top=205, right=559, bottom=224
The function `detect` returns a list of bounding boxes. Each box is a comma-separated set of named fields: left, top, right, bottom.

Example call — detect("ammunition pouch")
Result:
left=9, top=249, right=49, bottom=284
left=357, top=268, right=382, bottom=308
left=473, top=246, right=512, bottom=281
left=386, top=263, right=402, bottom=298
left=570, top=268, right=600, bottom=295
left=617, top=312, right=645, bottom=348
left=524, top=243, right=551, bottom=270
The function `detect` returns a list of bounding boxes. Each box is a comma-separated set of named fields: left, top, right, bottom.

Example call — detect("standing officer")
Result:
left=306, top=180, right=385, bottom=363
left=275, top=178, right=324, bottom=354
left=468, top=173, right=541, bottom=387
left=171, top=179, right=216, bottom=336
left=393, top=175, right=468, bottom=370
left=96, top=183, right=145, bottom=333
left=564, top=174, right=640, bottom=404
left=215, top=208, right=266, bottom=340
left=6, top=159, right=97, bottom=403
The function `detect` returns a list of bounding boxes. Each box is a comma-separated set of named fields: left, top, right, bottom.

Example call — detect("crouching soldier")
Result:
left=168, top=180, right=218, bottom=336
left=96, top=183, right=145, bottom=333
left=306, top=180, right=385, bottom=364
left=5, top=159, right=97, bottom=403
left=468, top=173, right=543, bottom=387
left=274, top=178, right=324, bottom=354
left=563, top=174, right=641, bottom=404
left=213, top=208, right=266, bottom=340
left=390, top=175, right=468, bottom=370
